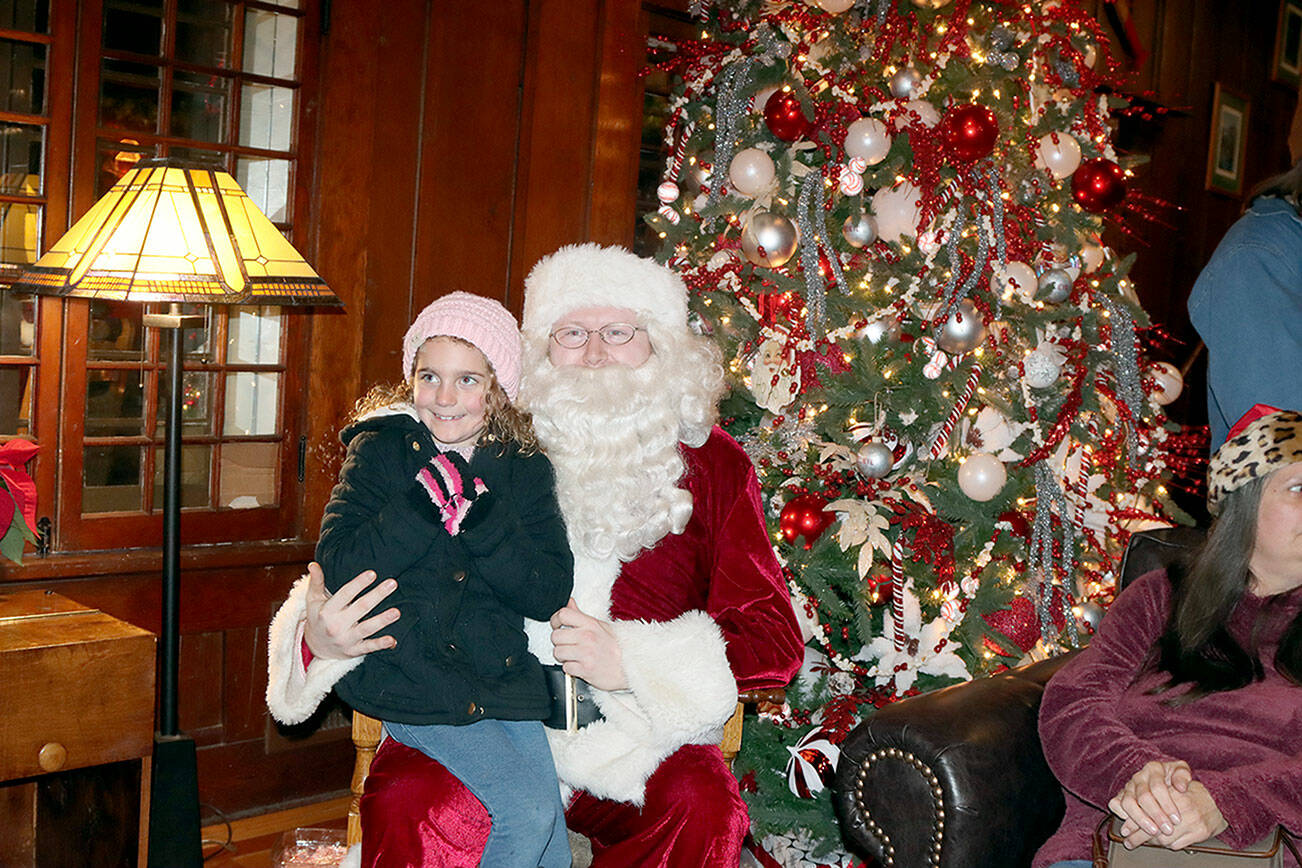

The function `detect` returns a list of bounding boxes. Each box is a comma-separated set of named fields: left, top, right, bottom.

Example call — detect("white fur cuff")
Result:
left=612, top=610, right=738, bottom=740
left=266, top=575, right=365, bottom=725
left=545, top=610, right=738, bottom=805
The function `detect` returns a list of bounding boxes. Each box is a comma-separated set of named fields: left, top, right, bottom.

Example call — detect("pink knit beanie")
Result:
left=401, top=292, right=522, bottom=400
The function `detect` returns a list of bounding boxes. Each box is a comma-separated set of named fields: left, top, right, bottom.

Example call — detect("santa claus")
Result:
left=267, top=243, right=803, bottom=866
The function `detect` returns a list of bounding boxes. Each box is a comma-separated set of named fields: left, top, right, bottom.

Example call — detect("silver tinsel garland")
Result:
left=932, top=211, right=989, bottom=341
left=706, top=58, right=758, bottom=224
left=1029, top=461, right=1081, bottom=647
left=797, top=171, right=849, bottom=337
left=1102, top=295, right=1144, bottom=453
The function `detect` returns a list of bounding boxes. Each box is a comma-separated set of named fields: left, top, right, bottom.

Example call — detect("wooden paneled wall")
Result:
left=303, top=0, right=648, bottom=530
left=1086, top=0, right=1299, bottom=432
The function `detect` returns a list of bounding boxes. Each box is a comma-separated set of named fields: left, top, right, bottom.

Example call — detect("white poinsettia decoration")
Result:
left=856, top=579, right=970, bottom=691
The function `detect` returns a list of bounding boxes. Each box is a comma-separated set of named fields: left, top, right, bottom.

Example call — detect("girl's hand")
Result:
left=1109, top=760, right=1191, bottom=845
left=549, top=598, right=628, bottom=691
left=303, top=562, right=400, bottom=660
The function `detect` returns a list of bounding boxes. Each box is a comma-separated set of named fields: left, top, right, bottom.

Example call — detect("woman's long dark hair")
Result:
left=1151, top=475, right=1302, bottom=702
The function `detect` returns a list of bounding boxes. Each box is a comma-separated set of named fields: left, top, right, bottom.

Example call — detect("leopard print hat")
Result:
left=1207, top=406, right=1302, bottom=515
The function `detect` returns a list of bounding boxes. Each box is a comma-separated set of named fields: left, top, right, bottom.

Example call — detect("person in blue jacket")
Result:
left=315, top=291, right=574, bottom=868
left=1188, top=157, right=1302, bottom=450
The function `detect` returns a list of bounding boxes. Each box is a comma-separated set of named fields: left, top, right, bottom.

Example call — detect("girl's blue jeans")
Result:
left=386, top=718, right=571, bottom=868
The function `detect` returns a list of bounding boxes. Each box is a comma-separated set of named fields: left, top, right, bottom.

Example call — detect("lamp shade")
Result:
left=9, top=158, right=339, bottom=307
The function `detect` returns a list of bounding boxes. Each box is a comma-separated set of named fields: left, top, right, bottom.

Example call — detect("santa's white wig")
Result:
left=519, top=244, right=725, bottom=561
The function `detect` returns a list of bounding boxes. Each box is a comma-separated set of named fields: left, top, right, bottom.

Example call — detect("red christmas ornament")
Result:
left=865, top=574, right=893, bottom=607
left=940, top=103, right=998, bottom=163
left=764, top=90, right=812, bottom=142
left=982, top=595, right=1041, bottom=653
left=780, top=494, right=834, bottom=549
left=1071, top=158, right=1127, bottom=211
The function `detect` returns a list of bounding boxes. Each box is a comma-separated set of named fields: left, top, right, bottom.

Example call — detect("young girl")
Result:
left=316, top=292, right=574, bottom=868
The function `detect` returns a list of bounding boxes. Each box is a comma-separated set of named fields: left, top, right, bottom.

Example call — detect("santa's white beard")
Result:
left=520, top=354, right=702, bottom=562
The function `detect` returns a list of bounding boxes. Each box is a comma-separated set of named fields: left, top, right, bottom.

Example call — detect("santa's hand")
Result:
left=304, top=562, right=400, bottom=660
left=549, top=598, right=628, bottom=691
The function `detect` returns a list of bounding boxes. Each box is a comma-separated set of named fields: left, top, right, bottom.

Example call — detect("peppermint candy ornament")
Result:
left=785, top=726, right=840, bottom=798
left=656, top=180, right=679, bottom=204
left=839, top=164, right=864, bottom=196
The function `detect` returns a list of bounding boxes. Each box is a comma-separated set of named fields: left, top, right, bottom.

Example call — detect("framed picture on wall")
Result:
left=1205, top=83, right=1250, bottom=196
left=1274, top=0, right=1302, bottom=87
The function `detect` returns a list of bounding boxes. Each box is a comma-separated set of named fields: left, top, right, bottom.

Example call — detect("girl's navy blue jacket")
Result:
left=316, top=408, right=573, bottom=725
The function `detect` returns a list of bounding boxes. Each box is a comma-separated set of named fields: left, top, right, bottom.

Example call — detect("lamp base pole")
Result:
left=143, top=310, right=206, bottom=868
left=147, top=734, right=203, bottom=867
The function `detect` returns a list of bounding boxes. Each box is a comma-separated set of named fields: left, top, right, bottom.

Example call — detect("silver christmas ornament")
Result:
left=936, top=298, right=987, bottom=355
left=1037, top=268, right=1073, bottom=304
left=889, top=67, right=923, bottom=100
left=856, top=314, right=900, bottom=345
left=1000, top=52, right=1020, bottom=71
left=1023, top=348, right=1061, bottom=389
left=842, top=213, right=878, bottom=248
left=741, top=211, right=799, bottom=268
left=1078, top=601, right=1105, bottom=631
left=856, top=441, right=894, bottom=478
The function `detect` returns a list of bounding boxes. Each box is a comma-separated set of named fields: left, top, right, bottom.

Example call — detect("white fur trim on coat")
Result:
left=266, top=575, right=365, bottom=725
left=536, top=608, right=738, bottom=805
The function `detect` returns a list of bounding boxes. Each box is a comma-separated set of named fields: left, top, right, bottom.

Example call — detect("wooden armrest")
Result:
left=348, top=711, right=384, bottom=849
left=739, top=687, right=787, bottom=705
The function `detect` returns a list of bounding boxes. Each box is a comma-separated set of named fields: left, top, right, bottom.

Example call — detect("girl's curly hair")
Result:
left=352, top=337, right=539, bottom=454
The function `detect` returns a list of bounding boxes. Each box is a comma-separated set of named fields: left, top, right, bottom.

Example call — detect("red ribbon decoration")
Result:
left=0, top=439, right=39, bottom=533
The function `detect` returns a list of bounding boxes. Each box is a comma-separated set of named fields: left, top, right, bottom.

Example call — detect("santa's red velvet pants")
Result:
left=361, top=739, right=749, bottom=867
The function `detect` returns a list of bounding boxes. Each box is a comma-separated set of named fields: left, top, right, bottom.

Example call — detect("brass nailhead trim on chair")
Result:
left=853, top=747, right=945, bottom=868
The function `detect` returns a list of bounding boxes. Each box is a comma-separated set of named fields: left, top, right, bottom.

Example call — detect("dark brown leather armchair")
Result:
left=831, top=526, right=1207, bottom=868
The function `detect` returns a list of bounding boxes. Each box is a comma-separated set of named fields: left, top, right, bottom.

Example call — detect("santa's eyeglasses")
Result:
left=549, top=323, right=644, bottom=349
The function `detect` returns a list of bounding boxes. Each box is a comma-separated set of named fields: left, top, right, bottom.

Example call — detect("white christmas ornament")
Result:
left=843, top=117, right=892, bottom=165
left=958, top=452, right=1007, bottom=501
left=856, top=312, right=897, bottom=343
left=855, top=441, right=894, bottom=479
left=888, top=67, right=923, bottom=99
left=871, top=182, right=922, bottom=244
left=1149, top=361, right=1183, bottom=406
left=1034, top=133, right=1083, bottom=179
left=1023, top=348, right=1062, bottom=389
left=729, top=148, right=776, bottom=197
left=741, top=211, right=799, bottom=267
left=894, top=99, right=940, bottom=129
left=990, top=261, right=1038, bottom=303
left=656, top=180, right=679, bottom=204
left=1079, top=242, right=1106, bottom=273
left=751, top=85, right=779, bottom=115
left=817, top=0, right=856, bottom=12
left=842, top=213, right=878, bottom=248
left=936, top=298, right=987, bottom=355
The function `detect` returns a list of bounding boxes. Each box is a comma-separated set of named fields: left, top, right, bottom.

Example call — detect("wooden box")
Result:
left=0, top=589, right=155, bottom=867
left=0, top=589, right=155, bottom=781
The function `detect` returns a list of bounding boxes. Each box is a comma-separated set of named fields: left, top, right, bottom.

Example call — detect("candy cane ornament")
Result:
left=891, top=538, right=906, bottom=652
left=927, top=363, right=983, bottom=459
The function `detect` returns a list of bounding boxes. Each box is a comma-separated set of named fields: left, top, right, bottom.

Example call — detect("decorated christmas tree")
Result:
left=646, top=0, right=1200, bottom=863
